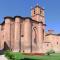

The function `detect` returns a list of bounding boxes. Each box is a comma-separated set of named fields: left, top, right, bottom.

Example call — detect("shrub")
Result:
left=46, top=49, right=55, bottom=55
left=4, top=50, right=15, bottom=60
left=4, top=50, right=11, bottom=57
left=4, top=50, right=23, bottom=60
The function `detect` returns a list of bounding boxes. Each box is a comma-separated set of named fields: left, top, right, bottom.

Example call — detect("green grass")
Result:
left=22, top=53, right=60, bottom=60
left=4, top=50, right=60, bottom=60
left=12, top=53, right=60, bottom=60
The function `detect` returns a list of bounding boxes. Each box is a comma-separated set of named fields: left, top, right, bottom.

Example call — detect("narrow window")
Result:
left=34, top=10, right=35, bottom=14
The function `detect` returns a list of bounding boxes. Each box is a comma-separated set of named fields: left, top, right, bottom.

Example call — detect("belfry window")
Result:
left=34, top=10, right=35, bottom=14
left=40, top=9, right=42, bottom=15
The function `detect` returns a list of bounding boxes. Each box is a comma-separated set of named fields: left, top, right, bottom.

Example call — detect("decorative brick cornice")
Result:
left=31, top=14, right=44, bottom=17
left=32, top=20, right=43, bottom=24
left=0, top=15, right=44, bottom=25
left=14, top=16, right=32, bottom=20
left=4, top=16, right=14, bottom=20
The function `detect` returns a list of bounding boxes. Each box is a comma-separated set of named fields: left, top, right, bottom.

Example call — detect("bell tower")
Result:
left=31, top=4, right=45, bottom=24
left=31, top=4, right=46, bottom=53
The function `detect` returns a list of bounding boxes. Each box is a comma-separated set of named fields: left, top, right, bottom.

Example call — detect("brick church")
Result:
left=0, top=4, right=60, bottom=53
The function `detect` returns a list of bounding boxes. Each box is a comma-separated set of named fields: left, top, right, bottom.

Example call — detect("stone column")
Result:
left=24, top=19, right=32, bottom=53
left=37, top=22, right=43, bottom=53
left=10, top=22, right=15, bottom=51
left=14, top=17, right=21, bottom=52
left=4, top=18, right=11, bottom=50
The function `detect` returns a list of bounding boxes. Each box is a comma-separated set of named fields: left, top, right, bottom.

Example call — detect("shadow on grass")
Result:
left=21, top=58, right=39, bottom=60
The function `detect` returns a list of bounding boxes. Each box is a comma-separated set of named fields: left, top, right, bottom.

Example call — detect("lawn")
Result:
left=4, top=50, right=60, bottom=60
left=23, top=53, right=60, bottom=60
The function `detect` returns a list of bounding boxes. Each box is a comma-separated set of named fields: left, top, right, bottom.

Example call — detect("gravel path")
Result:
left=0, top=55, right=8, bottom=60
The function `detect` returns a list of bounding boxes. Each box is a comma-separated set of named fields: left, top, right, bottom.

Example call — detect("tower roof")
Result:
left=31, top=4, right=44, bottom=10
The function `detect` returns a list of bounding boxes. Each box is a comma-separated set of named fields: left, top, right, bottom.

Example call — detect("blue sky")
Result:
left=0, top=0, right=60, bottom=33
